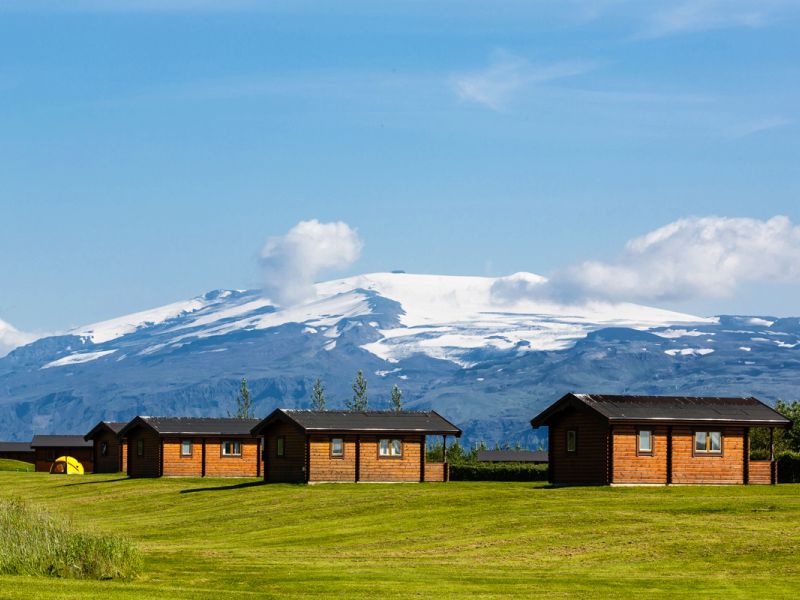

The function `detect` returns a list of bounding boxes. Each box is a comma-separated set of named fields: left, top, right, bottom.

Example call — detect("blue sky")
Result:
left=1, top=1, right=799, bottom=331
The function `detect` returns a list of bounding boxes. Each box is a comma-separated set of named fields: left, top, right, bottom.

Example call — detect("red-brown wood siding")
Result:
left=262, top=420, right=306, bottom=483
left=125, top=426, right=161, bottom=478
left=91, top=431, right=125, bottom=473
left=0, top=450, right=35, bottom=464
left=308, top=435, right=357, bottom=482
left=670, top=426, right=745, bottom=484
left=548, top=408, right=609, bottom=485
left=358, top=435, right=423, bottom=482
left=611, top=425, right=669, bottom=484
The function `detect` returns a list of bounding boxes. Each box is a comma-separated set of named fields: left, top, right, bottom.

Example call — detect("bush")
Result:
left=450, top=462, right=549, bottom=482
left=777, top=452, right=800, bottom=484
left=0, top=498, right=142, bottom=579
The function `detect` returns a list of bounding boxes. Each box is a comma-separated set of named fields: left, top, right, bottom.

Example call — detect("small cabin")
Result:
left=531, top=393, right=791, bottom=485
left=84, top=421, right=128, bottom=473
left=250, top=410, right=462, bottom=483
left=30, top=435, right=94, bottom=473
left=118, top=416, right=262, bottom=478
left=0, top=441, right=35, bottom=464
left=476, top=449, right=548, bottom=464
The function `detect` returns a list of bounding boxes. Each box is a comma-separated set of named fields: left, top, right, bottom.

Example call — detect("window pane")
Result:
left=233, top=442, right=241, bottom=455
left=392, top=439, right=402, bottom=456
left=277, top=437, right=285, bottom=457
left=567, top=430, right=576, bottom=452
left=695, top=432, right=707, bottom=452
left=710, top=432, right=721, bottom=452
left=137, top=440, right=144, bottom=456
left=331, top=438, right=343, bottom=456
left=639, top=430, right=652, bottom=452
left=379, top=439, right=390, bottom=455
left=181, top=440, right=191, bottom=456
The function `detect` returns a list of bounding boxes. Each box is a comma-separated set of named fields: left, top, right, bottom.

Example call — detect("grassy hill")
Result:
left=0, top=459, right=33, bottom=472
left=1, top=473, right=799, bottom=598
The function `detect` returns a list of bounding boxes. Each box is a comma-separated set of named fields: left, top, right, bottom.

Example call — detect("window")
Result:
left=100, top=441, right=108, bottom=457
left=222, top=440, right=242, bottom=457
left=638, top=430, right=653, bottom=455
left=137, top=439, right=144, bottom=457
left=695, top=431, right=722, bottom=454
left=181, top=440, right=193, bottom=457
left=331, top=438, right=344, bottom=458
left=566, top=430, right=577, bottom=453
left=379, top=438, right=402, bottom=457
left=276, top=436, right=285, bottom=458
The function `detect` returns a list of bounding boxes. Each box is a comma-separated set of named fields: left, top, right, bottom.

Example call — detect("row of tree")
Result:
left=311, top=370, right=403, bottom=412
left=230, top=370, right=405, bottom=419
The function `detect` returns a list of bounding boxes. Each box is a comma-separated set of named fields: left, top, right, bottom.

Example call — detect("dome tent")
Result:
left=49, top=456, right=84, bottom=475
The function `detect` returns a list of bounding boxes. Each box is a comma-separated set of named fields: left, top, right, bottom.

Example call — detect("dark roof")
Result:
left=84, top=421, right=127, bottom=441
left=252, top=409, right=462, bottom=436
left=30, top=435, right=92, bottom=448
left=531, top=393, right=793, bottom=428
left=0, top=441, right=33, bottom=453
left=118, top=416, right=261, bottom=438
left=476, top=450, right=548, bottom=463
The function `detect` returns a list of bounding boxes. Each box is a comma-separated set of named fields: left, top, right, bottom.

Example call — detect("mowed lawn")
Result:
left=1, top=473, right=799, bottom=598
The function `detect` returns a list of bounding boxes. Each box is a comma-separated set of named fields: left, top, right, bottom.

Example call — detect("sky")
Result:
left=0, top=0, right=799, bottom=334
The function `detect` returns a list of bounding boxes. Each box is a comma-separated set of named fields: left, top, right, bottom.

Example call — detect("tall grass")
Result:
left=0, top=498, right=141, bottom=579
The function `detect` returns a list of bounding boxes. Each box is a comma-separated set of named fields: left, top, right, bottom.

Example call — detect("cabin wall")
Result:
left=126, top=427, right=161, bottom=478
left=263, top=421, right=306, bottom=483
left=671, top=426, right=745, bottom=484
left=611, top=425, right=669, bottom=484
left=161, top=437, right=204, bottom=477
left=549, top=409, right=609, bottom=485
left=34, top=447, right=93, bottom=473
left=358, top=435, right=423, bottom=482
left=0, top=450, right=35, bottom=464
left=204, top=439, right=260, bottom=477
left=308, top=435, right=357, bottom=482
left=92, top=431, right=124, bottom=473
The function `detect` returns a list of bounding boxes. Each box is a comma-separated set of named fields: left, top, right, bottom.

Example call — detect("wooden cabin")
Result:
left=0, top=441, right=35, bottom=464
left=118, top=416, right=262, bottom=478
left=476, top=449, right=548, bottom=464
left=250, top=409, right=462, bottom=483
left=84, top=421, right=127, bottom=473
left=30, top=435, right=94, bottom=473
left=531, top=393, right=792, bottom=486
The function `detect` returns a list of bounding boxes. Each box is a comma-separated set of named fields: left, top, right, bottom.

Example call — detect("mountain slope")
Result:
left=1, top=272, right=797, bottom=443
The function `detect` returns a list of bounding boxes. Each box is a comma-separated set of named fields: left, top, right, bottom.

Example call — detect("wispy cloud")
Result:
left=451, top=50, right=598, bottom=110
left=0, top=318, right=38, bottom=357
left=640, top=0, right=780, bottom=38
left=726, top=116, right=795, bottom=139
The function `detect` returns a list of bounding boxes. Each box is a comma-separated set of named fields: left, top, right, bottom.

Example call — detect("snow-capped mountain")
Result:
left=1, top=272, right=798, bottom=443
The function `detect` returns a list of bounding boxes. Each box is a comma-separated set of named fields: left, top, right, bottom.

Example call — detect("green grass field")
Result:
left=0, top=459, right=34, bottom=472
left=1, top=473, right=798, bottom=598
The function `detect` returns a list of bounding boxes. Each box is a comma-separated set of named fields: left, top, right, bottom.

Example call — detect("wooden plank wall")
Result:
left=671, top=426, right=745, bottom=484
left=747, top=460, right=772, bottom=484
left=125, top=427, right=161, bottom=478
left=611, top=425, right=669, bottom=484
left=204, top=439, right=260, bottom=477
left=549, top=409, right=609, bottom=485
left=358, top=435, right=423, bottom=482
left=424, top=462, right=446, bottom=482
left=263, top=421, right=306, bottom=482
left=92, top=430, right=124, bottom=473
left=308, top=435, right=357, bottom=482
left=34, top=447, right=94, bottom=473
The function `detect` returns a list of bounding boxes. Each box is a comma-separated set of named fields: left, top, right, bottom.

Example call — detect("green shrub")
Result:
left=450, top=462, right=549, bottom=482
left=777, top=452, right=800, bottom=484
left=0, top=498, right=141, bottom=579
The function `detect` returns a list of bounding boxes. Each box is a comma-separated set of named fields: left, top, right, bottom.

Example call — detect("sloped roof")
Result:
left=476, top=450, right=548, bottom=463
left=30, top=435, right=92, bottom=448
left=84, top=421, right=127, bottom=441
left=0, top=441, right=33, bottom=453
left=531, top=393, right=792, bottom=428
left=118, top=416, right=261, bottom=438
left=252, top=409, right=462, bottom=436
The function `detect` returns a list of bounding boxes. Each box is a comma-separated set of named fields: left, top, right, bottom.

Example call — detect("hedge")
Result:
left=777, top=452, right=800, bottom=483
left=449, top=462, right=548, bottom=482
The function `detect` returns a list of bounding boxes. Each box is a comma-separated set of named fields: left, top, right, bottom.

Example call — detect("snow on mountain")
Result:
left=0, top=317, right=38, bottom=357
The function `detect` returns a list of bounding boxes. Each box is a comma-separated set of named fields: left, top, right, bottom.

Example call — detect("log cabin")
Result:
left=84, top=421, right=127, bottom=473
left=0, top=441, right=35, bottom=464
left=30, top=435, right=94, bottom=473
left=250, top=409, right=462, bottom=483
left=118, top=416, right=262, bottom=478
left=531, top=393, right=792, bottom=486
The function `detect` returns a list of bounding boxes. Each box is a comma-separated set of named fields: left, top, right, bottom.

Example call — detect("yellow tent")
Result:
left=50, top=456, right=84, bottom=475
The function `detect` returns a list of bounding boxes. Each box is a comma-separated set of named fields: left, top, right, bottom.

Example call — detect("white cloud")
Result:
left=544, top=216, right=800, bottom=303
left=451, top=50, right=597, bottom=110
left=260, top=219, right=363, bottom=306
left=641, top=0, right=776, bottom=37
left=0, top=317, right=37, bottom=357
left=727, top=116, right=794, bottom=139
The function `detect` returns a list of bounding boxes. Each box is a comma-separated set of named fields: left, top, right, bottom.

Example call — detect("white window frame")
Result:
left=221, top=440, right=242, bottom=457
left=331, top=438, right=344, bottom=458
left=378, top=438, right=403, bottom=457
left=181, top=439, right=193, bottom=457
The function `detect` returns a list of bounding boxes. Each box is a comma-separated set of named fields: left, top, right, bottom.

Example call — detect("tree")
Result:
left=751, top=399, right=800, bottom=456
left=310, top=378, right=326, bottom=411
left=229, top=377, right=255, bottom=419
left=347, top=370, right=368, bottom=411
left=390, top=384, right=402, bottom=411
